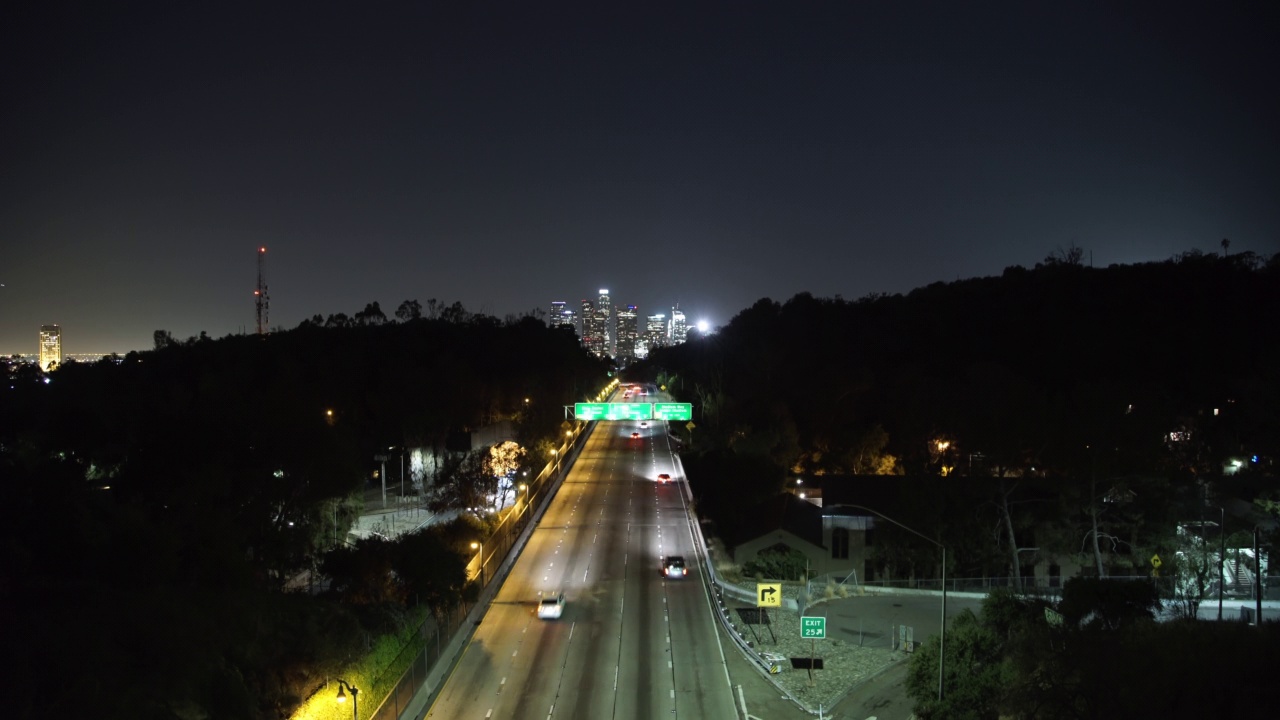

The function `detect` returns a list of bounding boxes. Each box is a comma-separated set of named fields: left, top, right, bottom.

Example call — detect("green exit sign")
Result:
left=801, top=616, right=827, bottom=639
left=652, top=402, right=693, bottom=421
left=574, top=403, right=609, bottom=420
left=574, top=403, right=654, bottom=421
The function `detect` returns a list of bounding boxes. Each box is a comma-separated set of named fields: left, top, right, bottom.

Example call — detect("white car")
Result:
left=537, top=592, right=565, bottom=620
left=663, top=555, right=688, bottom=578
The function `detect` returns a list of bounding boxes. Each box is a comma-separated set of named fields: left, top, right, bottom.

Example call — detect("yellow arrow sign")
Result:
left=1150, top=554, right=1162, bottom=569
left=757, top=582, right=782, bottom=607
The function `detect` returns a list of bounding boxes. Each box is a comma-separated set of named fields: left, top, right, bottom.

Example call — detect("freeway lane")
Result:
left=426, top=418, right=738, bottom=720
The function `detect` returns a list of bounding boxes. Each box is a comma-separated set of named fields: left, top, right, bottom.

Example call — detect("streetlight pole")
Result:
left=1254, top=526, right=1263, bottom=624
left=1219, top=506, right=1225, bottom=622
left=374, top=453, right=389, bottom=509
left=335, top=678, right=359, bottom=720
left=843, top=503, right=947, bottom=702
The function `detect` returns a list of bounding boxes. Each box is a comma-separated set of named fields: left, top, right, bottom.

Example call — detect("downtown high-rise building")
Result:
left=548, top=301, right=577, bottom=335
left=615, top=304, right=639, bottom=364
left=669, top=305, right=689, bottom=345
left=39, top=324, right=62, bottom=370
left=642, top=313, right=667, bottom=358
left=581, top=289, right=614, bottom=358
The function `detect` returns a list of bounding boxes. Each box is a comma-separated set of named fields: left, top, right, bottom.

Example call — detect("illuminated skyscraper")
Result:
left=582, top=289, right=614, bottom=358
left=39, top=325, right=62, bottom=370
left=616, top=304, right=639, bottom=364
left=581, top=298, right=602, bottom=356
left=642, top=313, right=667, bottom=357
left=670, top=305, right=688, bottom=344
left=597, top=289, right=614, bottom=357
left=548, top=301, right=577, bottom=334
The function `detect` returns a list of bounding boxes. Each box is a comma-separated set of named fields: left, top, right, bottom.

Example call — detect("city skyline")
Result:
left=3, top=3, right=1277, bottom=354
left=4, top=288, right=707, bottom=358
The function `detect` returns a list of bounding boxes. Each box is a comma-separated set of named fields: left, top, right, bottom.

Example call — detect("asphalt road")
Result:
left=425, top=416, right=739, bottom=720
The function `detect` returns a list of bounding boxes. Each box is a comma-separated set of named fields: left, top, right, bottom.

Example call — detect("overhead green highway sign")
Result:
left=574, top=403, right=609, bottom=420
left=652, top=402, right=693, bottom=421
left=574, top=402, right=654, bottom=420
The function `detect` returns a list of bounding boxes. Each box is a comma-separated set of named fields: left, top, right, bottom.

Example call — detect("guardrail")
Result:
left=671, top=453, right=799, bottom=671
left=362, top=422, right=592, bottom=720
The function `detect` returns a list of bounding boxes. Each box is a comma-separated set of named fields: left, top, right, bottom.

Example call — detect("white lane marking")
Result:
left=486, top=709, right=492, bottom=718
left=614, top=665, right=619, bottom=691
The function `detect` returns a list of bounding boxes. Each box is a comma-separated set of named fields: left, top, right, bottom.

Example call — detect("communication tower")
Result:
left=255, top=246, right=269, bottom=335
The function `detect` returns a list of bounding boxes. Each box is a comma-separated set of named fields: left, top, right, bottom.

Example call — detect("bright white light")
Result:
left=696, top=320, right=709, bottom=333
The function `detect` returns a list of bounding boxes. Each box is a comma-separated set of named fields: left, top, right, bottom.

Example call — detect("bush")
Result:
left=742, top=546, right=808, bottom=581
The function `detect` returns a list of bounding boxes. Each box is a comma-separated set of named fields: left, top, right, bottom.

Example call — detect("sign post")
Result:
left=800, top=616, right=826, bottom=683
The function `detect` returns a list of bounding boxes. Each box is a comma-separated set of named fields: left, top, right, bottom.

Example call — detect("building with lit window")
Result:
left=670, top=305, right=688, bottom=345
left=581, top=299, right=602, bottom=356
left=39, top=325, right=62, bottom=370
left=642, top=313, right=667, bottom=357
left=582, top=289, right=614, bottom=358
left=548, top=301, right=577, bottom=335
left=615, top=304, right=639, bottom=364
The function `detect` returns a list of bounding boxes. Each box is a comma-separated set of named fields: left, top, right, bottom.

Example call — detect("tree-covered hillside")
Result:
left=0, top=308, right=608, bottom=720
left=643, top=250, right=1280, bottom=579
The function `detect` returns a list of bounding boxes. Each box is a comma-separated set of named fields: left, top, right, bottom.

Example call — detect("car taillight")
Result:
left=682, top=568, right=687, bottom=575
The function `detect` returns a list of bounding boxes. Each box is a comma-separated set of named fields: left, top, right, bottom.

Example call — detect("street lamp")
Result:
left=334, top=678, right=359, bottom=720
left=396, top=446, right=405, bottom=506
left=843, top=503, right=947, bottom=702
left=1219, top=506, right=1225, bottom=622
left=471, top=541, right=485, bottom=586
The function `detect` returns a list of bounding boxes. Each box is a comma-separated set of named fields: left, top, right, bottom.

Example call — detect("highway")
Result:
left=425, top=412, right=739, bottom=719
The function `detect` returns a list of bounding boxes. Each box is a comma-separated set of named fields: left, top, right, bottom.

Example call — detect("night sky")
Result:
left=3, top=1, right=1277, bottom=354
